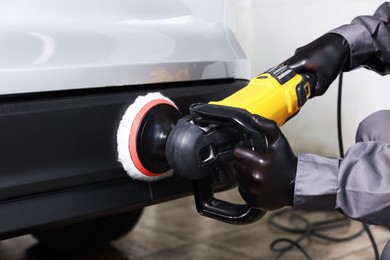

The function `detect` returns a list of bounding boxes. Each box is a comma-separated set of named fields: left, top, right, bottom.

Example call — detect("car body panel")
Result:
left=0, top=0, right=249, bottom=95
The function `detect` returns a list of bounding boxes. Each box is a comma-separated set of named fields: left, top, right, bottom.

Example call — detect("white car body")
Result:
left=0, top=0, right=249, bottom=95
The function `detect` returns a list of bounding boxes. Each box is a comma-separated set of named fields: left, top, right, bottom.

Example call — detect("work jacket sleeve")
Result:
left=330, top=2, right=390, bottom=75
left=293, top=141, right=390, bottom=226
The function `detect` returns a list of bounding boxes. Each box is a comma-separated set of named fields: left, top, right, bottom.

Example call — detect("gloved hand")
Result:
left=233, top=115, right=297, bottom=211
left=283, top=33, right=350, bottom=97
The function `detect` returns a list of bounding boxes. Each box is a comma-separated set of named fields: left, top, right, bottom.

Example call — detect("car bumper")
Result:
left=0, top=78, right=248, bottom=239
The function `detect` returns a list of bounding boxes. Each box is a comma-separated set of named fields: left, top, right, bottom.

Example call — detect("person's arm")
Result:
left=294, top=141, right=390, bottom=226
left=284, top=2, right=390, bottom=97
left=330, top=2, right=390, bottom=74
left=234, top=115, right=390, bottom=226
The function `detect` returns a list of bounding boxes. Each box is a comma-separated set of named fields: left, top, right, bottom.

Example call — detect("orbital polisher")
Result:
left=117, top=65, right=315, bottom=224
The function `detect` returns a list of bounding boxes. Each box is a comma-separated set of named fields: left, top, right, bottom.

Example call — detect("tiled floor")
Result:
left=0, top=189, right=389, bottom=260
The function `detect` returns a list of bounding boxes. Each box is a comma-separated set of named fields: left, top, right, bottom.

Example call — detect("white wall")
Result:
left=230, top=0, right=388, bottom=157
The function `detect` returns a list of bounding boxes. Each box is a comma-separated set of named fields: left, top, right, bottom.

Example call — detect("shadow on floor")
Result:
left=24, top=244, right=128, bottom=260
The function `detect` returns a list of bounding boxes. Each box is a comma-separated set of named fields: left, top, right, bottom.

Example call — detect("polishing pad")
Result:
left=117, top=92, right=179, bottom=181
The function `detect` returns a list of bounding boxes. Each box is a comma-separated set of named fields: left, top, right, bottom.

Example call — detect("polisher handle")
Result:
left=188, top=103, right=268, bottom=224
left=166, top=103, right=268, bottom=224
left=193, top=176, right=266, bottom=224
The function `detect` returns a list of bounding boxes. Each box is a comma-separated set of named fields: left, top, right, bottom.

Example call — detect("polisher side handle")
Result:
left=189, top=104, right=268, bottom=224
left=193, top=176, right=266, bottom=225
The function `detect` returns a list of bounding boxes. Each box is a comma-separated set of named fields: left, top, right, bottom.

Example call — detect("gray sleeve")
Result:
left=329, top=2, right=390, bottom=75
left=294, top=141, right=390, bottom=225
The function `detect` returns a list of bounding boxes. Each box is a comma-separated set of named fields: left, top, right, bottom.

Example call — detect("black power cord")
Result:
left=268, top=72, right=380, bottom=259
left=337, top=71, right=344, bottom=158
left=268, top=209, right=365, bottom=260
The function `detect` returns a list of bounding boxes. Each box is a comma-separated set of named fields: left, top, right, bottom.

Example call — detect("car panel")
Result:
left=0, top=0, right=249, bottom=94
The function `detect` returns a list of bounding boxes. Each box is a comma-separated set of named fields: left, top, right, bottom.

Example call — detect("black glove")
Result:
left=283, top=33, right=350, bottom=97
left=233, top=115, right=297, bottom=211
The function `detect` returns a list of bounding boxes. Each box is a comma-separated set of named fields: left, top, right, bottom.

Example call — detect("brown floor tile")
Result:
left=112, top=224, right=190, bottom=258
left=135, top=243, right=252, bottom=260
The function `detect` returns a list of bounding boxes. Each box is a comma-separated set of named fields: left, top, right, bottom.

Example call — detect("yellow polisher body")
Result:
left=209, top=65, right=312, bottom=126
